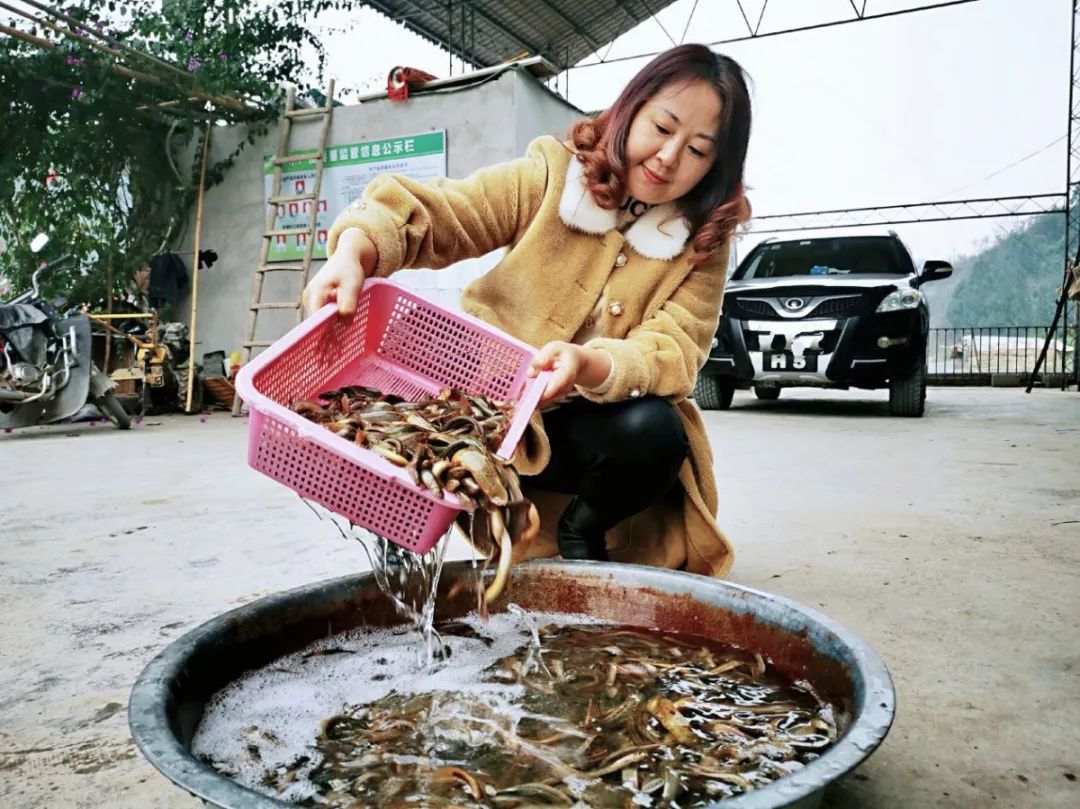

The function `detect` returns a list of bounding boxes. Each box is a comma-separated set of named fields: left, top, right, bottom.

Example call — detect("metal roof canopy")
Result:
left=360, top=0, right=1076, bottom=389
left=362, top=0, right=681, bottom=73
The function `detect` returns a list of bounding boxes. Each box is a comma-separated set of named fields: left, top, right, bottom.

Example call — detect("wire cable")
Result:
left=933, top=134, right=1067, bottom=199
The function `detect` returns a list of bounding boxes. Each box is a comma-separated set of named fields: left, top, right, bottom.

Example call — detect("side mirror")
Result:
left=30, top=233, right=50, bottom=253
left=917, top=259, right=953, bottom=285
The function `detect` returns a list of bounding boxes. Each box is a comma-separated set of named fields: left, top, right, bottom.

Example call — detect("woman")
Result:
left=304, top=44, right=752, bottom=577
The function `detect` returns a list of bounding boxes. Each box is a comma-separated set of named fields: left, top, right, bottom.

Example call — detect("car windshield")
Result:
left=735, top=237, right=911, bottom=280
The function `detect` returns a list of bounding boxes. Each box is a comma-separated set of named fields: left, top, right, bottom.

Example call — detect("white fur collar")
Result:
left=557, top=156, right=691, bottom=261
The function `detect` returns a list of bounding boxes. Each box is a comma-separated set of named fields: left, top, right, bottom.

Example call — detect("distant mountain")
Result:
left=925, top=195, right=1075, bottom=327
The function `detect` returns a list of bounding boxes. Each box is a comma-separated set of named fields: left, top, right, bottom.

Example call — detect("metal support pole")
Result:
left=103, top=258, right=113, bottom=374
left=185, top=121, right=212, bottom=413
left=1075, top=301, right=1080, bottom=387
left=1028, top=0, right=1079, bottom=392
left=1064, top=271, right=1071, bottom=389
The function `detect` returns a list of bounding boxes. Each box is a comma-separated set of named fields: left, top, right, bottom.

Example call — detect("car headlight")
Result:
left=876, top=288, right=923, bottom=313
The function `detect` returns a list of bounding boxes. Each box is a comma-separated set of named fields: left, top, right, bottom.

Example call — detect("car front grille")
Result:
left=808, top=296, right=863, bottom=318
left=726, top=294, right=867, bottom=320
left=726, top=298, right=775, bottom=319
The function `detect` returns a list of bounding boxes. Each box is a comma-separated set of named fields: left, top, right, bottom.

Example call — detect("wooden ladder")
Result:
left=234, top=80, right=335, bottom=415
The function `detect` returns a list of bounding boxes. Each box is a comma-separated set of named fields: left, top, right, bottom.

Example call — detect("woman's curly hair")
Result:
left=569, top=44, right=752, bottom=266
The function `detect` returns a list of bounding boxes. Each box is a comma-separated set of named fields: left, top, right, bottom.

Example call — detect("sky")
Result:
left=307, top=0, right=1070, bottom=267
left=1, top=0, right=1066, bottom=268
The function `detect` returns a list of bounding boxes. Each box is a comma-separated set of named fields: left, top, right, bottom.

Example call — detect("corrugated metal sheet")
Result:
left=363, top=0, right=680, bottom=71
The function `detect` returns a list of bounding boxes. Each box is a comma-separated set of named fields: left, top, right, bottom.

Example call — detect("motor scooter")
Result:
left=0, top=234, right=130, bottom=430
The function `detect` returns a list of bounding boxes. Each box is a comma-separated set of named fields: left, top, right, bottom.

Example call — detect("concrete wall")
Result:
left=514, top=69, right=582, bottom=158
left=178, top=68, right=582, bottom=361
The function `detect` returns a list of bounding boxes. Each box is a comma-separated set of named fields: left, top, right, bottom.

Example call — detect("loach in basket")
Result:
left=234, top=279, right=548, bottom=554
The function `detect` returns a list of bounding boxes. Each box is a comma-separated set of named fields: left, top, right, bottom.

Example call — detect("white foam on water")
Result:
left=563, top=774, right=592, bottom=798
left=191, top=608, right=607, bottom=801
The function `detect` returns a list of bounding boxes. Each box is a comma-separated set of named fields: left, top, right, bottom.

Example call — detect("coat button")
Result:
left=614, top=253, right=627, bottom=267
left=629, top=388, right=641, bottom=398
left=608, top=301, right=623, bottom=317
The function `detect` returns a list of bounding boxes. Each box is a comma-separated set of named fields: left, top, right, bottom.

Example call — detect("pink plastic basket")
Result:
left=234, top=279, right=548, bottom=554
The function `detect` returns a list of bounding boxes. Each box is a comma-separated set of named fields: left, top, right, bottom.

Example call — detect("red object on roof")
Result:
left=387, top=66, right=438, bottom=102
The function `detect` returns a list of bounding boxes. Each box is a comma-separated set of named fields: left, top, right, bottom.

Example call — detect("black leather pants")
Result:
left=522, top=396, right=689, bottom=561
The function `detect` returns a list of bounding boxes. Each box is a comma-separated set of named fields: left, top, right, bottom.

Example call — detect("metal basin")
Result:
left=129, top=561, right=895, bottom=808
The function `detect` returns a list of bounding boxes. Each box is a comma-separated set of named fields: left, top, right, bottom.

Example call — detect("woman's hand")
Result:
left=527, top=341, right=613, bottom=406
left=302, top=228, right=378, bottom=316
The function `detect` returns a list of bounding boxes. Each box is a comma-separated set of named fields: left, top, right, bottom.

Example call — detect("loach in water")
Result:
left=195, top=616, right=839, bottom=808
left=290, top=386, right=540, bottom=606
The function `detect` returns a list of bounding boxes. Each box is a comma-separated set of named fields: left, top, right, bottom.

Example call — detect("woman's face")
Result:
left=623, top=78, right=722, bottom=205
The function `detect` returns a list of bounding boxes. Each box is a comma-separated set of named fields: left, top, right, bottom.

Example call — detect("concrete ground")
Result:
left=0, top=387, right=1077, bottom=808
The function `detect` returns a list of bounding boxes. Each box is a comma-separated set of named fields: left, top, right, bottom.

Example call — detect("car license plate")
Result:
left=762, top=351, right=818, bottom=372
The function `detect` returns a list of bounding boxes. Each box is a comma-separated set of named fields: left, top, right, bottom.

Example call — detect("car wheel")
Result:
left=694, top=375, right=735, bottom=410
left=889, top=360, right=926, bottom=417
left=753, top=385, right=780, bottom=401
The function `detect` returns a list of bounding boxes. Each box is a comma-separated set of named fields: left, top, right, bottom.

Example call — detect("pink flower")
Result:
left=72, top=86, right=83, bottom=99
left=187, top=57, right=201, bottom=73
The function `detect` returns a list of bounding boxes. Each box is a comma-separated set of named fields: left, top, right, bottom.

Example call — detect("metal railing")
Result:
left=927, top=326, right=1076, bottom=383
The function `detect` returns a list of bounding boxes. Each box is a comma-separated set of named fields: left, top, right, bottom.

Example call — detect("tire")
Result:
left=177, top=366, right=203, bottom=413
left=754, top=385, right=781, bottom=401
left=889, top=361, right=926, bottom=417
left=95, top=391, right=132, bottom=429
left=694, top=375, right=735, bottom=410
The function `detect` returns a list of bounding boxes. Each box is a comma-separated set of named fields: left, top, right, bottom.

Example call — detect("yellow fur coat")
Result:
left=327, top=135, right=734, bottom=576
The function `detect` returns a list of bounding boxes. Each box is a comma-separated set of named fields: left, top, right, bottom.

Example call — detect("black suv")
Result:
left=695, top=232, right=952, bottom=417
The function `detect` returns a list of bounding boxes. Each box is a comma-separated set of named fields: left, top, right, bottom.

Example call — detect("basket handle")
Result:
left=497, top=370, right=551, bottom=460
